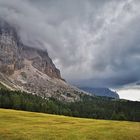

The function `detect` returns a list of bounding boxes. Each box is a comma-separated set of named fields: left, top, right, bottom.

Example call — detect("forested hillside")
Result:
left=0, top=89, right=139, bottom=122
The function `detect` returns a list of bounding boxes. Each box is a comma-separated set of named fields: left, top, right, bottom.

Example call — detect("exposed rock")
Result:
left=0, top=19, right=85, bottom=102
left=0, top=20, right=61, bottom=79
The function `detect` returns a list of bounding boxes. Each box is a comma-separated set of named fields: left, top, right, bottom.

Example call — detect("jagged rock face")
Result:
left=0, top=20, right=18, bottom=75
left=0, top=20, right=61, bottom=79
left=20, top=46, right=62, bottom=79
left=0, top=20, right=84, bottom=102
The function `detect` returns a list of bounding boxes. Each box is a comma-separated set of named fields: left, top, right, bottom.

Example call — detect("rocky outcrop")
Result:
left=0, top=20, right=61, bottom=79
left=0, top=19, right=85, bottom=102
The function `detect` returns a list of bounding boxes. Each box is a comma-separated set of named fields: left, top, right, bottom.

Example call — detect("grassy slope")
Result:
left=0, top=109, right=140, bottom=140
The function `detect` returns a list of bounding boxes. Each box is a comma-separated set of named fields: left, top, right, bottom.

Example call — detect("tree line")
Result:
left=0, top=89, right=140, bottom=122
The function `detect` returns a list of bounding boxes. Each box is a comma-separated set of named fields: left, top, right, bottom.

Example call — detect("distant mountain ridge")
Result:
left=79, top=87, right=119, bottom=99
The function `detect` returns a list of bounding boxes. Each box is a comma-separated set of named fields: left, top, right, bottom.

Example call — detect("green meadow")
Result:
left=0, top=109, right=139, bottom=140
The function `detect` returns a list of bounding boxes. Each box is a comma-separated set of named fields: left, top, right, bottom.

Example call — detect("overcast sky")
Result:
left=0, top=0, right=140, bottom=100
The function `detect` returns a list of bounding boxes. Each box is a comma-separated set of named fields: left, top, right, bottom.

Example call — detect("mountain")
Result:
left=0, top=19, right=85, bottom=102
left=80, top=87, right=119, bottom=99
left=136, top=82, right=140, bottom=85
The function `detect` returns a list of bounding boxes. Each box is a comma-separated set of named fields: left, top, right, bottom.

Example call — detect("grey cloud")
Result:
left=0, top=0, right=140, bottom=88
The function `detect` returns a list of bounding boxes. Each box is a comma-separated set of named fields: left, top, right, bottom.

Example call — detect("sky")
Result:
left=0, top=0, right=140, bottom=101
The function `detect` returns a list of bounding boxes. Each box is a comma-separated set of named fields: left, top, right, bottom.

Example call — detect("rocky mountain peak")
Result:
left=0, top=19, right=85, bottom=102
left=0, top=19, right=62, bottom=79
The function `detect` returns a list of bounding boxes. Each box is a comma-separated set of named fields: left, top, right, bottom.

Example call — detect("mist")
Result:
left=0, top=0, right=140, bottom=90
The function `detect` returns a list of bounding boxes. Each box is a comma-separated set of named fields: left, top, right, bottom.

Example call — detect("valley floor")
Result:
left=0, top=109, right=140, bottom=140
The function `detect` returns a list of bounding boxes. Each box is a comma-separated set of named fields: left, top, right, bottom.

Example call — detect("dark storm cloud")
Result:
left=0, top=0, right=140, bottom=88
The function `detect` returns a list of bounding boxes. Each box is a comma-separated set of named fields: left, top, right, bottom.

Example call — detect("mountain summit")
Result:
left=0, top=19, right=84, bottom=102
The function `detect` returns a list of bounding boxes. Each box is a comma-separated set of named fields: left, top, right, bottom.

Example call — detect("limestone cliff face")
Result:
left=0, top=20, right=84, bottom=102
left=0, top=20, right=61, bottom=79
